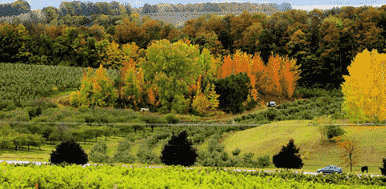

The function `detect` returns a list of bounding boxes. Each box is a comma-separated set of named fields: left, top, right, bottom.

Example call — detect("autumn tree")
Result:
left=139, top=38, right=202, bottom=114
left=334, top=135, right=362, bottom=173
left=341, top=48, right=386, bottom=124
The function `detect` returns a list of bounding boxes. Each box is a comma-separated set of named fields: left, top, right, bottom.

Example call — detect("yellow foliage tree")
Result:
left=192, top=79, right=219, bottom=116
left=69, top=65, right=118, bottom=108
left=341, top=49, right=386, bottom=124
left=99, top=41, right=140, bottom=70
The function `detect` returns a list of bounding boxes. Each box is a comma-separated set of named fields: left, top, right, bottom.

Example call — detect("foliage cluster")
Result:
left=341, top=49, right=386, bottom=124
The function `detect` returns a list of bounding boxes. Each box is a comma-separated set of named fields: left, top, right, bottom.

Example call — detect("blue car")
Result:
left=317, top=165, right=343, bottom=174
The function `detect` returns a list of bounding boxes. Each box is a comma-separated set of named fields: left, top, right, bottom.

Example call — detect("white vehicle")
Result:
left=267, top=101, right=277, bottom=108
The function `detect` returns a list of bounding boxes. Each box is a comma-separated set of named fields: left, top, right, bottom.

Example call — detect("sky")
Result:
left=0, top=0, right=385, bottom=12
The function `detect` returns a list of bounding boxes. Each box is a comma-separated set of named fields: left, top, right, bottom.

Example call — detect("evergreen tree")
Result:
left=160, top=130, right=198, bottom=167
left=49, top=137, right=89, bottom=167
left=272, top=138, right=304, bottom=169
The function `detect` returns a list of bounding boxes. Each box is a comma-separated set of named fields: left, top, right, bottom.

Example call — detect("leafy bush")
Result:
left=141, top=115, right=167, bottom=124
left=111, top=139, right=136, bottom=164
left=212, top=72, right=251, bottom=114
left=165, top=113, right=180, bottom=124
left=254, top=114, right=267, bottom=122
left=49, top=138, right=89, bottom=167
left=272, top=138, right=304, bottom=169
left=232, top=147, right=241, bottom=156
left=89, top=141, right=111, bottom=164
left=0, top=100, right=10, bottom=110
left=160, top=130, right=198, bottom=167
left=84, top=114, right=96, bottom=126
left=0, top=100, right=17, bottom=111
left=77, top=105, right=89, bottom=113
left=115, top=116, right=128, bottom=123
left=95, top=114, right=109, bottom=126
left=263, top=108, right=281, bottom=121
left=257, top=154, right=271, bottom=168
left=136, top=143, right=161, bottom=165
left=27, top=106, right=42, bottom=120
left=245, top=98, right=257, bottom=111
left=325, top=125, right=346, bottom=141
left=300, top=111, right=314, bottom=120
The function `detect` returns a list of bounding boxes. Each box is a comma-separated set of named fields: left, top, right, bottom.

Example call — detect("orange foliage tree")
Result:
left=216, top=49, right=301, bottom=105
left=334, top=135, right=363, bottom=173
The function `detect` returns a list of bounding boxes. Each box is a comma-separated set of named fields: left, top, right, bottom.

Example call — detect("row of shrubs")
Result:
left=50, top=129, right=274, bottom=169
left=235, top=91, right=347, bottom=124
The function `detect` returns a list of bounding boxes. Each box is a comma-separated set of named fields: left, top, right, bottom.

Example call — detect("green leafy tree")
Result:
left=139, top=39, right=202, bottom=114
left=212, top=72, right=251, bottom=114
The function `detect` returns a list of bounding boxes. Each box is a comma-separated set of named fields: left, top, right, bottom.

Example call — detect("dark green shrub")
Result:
left=258, top=120, right=272, bottom=125
left=55, top=114, right=64, bottom=121
left=0, top=100, right=10, bottom=110
left=245, top=98, right=257, bottom=110
left=6, top=103, right=17, bottom=111
left=325, top=125, right=346, bottom=141
left=27, top=106, right=42, bottom=120
left=112, top=139, right=136, bottom=164
left=212, top=72, right=251, bottom=114
left=15, top=126, right=32, bottom=134
left=0, top=111, right=6, bottom=119
left=77, top=106, right=89, bottom=113
left=136, top=143, right=161, bottom=165
left=272, top=138, right=304, bottom=169
left=301, top=111, right=314, bottom=120
left=27, top=124, right=41, bottom=134
left=114, top=116, right=128, bottom=123
left=95, top=114, right=109, bottom=126
left=285, top=103, right=293, bottom=108
left=254, top=113, right=267, bottom=121
left=84, top=114, right=96, bottom=126
left=287, top=107, right=296, bottom=115
left=49, top=138, right=89, bottom=167
left=380, top=157, right=386, bottom=176
left=304, top=104, right=311, bottom=110
left=89, top=141, right=111, bottom=164
left=257, top=154, right=271, bottom=168
left=264, top=108, right=281, bottom=121
left=232, top=147, right=241, bottom=156
left=160, top=130, right=198, bottom=167
left=281, top=103, right=289, bottom=109
left=165, top=113, right=180, bottom=124
left=0, top=100, right=17, bottom=111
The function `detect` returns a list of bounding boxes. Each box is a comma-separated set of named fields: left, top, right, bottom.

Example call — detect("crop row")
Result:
left=1, top=162, right=385, bottom=189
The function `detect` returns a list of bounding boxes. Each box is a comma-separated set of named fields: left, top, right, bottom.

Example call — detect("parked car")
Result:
left=267, top=101, right=277, bottom=108
left=317, top=165, right=343, bottom=174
